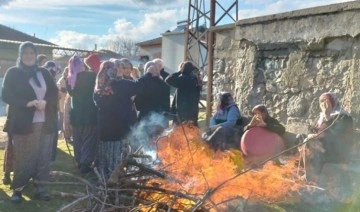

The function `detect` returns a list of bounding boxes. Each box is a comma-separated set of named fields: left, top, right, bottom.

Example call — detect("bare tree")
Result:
left=107, top=37, right=139, bottom=58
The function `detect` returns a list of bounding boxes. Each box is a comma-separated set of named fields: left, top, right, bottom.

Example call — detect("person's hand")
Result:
left=257, top=117, right=266, bottom=127
left=26, top=100, right=39, bottom=107
left=248, top=116, right=258, bottom=127
left=36, top=100, right=47, bottom=111
left=178, top=62, right=185, bottom=72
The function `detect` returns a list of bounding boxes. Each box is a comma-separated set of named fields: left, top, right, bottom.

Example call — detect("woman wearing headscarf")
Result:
left=134, top=61, right=170, bottom=121
left=84, top=53, right=101, bottom=74
left=203, top=92, right=242, bottom=150
left=94, top=61, right=139, bottom=180
left=43, top=61, right=62, bottom=162
left=303, top=92, right=353, bottom=178
left=57, top=67, right=69, bottom=136
left=165, top=61, right=202, bottom=125
left=2, top=41, right=58, bottom=202
left=244, top=104, right=285, bottom=136
left=66, top=55, right=97, bottom=174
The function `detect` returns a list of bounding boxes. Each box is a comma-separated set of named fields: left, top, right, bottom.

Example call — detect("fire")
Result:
left=140, top=124, right=305, bottom=210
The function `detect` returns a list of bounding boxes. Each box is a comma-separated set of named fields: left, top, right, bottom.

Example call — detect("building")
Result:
left=136, top=37, right=162, bottom=63
left=0, top=24, right=58, bottom=76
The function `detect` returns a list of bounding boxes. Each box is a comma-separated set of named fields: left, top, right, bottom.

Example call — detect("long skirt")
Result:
left=11, top=123, right=52, bottom=191
left=96, top=141, right=129, bottom=181
left=72, top=126, right=97, bottom=168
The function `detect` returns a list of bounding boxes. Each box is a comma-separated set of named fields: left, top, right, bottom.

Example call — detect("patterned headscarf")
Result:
left=95, top=61, right=116, bottom=96
left=113, top=59, right=125, bottom=80
left=67, top=55, right=84, bottom=89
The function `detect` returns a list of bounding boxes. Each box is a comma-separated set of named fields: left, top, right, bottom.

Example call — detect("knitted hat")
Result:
left=84, top=53, right=101, bottom=74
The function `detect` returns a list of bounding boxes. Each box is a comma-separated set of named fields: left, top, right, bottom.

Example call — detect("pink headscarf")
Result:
left=316, top=92, right=341, bottom=127
left=67, top=55, right=84, bottom=89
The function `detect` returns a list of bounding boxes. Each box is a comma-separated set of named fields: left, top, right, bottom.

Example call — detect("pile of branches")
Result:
left=47, top=150, right=207, bottom=212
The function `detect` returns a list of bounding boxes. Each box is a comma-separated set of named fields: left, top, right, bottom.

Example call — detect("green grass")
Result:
left=0, top=140, right=87, bottom=212
left=0, top=111, right=208, bottom=212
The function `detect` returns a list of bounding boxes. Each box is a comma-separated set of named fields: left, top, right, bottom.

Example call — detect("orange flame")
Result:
left=141, top=124, right=305, bottom=210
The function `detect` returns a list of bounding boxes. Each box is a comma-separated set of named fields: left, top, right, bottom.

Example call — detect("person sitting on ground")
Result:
left=202, top=92, right=242, bottom=150
left=300, top=92, right=353, bottom=181
left=244, top=104, right=285, bottom=136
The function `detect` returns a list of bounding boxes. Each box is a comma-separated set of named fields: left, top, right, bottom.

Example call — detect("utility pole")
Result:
left=185, top=0, right=238, bottom=125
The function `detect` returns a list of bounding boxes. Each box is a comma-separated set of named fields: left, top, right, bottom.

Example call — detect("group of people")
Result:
left=1, top=41, right=354, bottom=203
left=1, top=41, right=202, bottom=203
left=204, top=91, right=353, bottom=182
left=203, top=92, right=286, bottom=150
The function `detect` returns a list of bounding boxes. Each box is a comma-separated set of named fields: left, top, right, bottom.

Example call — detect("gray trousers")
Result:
left=11, top=123, right=52, bottom=191
left=72, top=126, right=97, bottom=167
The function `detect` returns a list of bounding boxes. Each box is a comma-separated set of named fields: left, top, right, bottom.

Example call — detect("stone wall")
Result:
left=212, top=2, right=360, bottom=130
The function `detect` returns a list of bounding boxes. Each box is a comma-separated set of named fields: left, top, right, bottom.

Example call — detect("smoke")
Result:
left=0, top=0, right=13, bottom=6
left=127, top=112, right=169, bottom=157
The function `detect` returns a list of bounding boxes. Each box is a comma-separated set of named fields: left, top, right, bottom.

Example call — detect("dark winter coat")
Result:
left=244, top=116, right=285, bottom=136
left=94, top=79, right=138, bottom=141
left=2, top=67, right=58, bottom=134
left=165, top=71, right=200, bottom=125
left=66, top=71, right=97, bottom=127
left=134, top=72, right=170, bottom=120
left=315, top=113, right=353, bottom=163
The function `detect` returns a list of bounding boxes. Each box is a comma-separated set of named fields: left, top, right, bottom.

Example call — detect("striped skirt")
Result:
left=96, top=141, right=129, bottom=181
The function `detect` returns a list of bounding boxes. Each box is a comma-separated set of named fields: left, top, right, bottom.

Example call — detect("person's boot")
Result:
left=10, top=191, right=22, bottom=203
left=2, top=172, right=11, bottom=185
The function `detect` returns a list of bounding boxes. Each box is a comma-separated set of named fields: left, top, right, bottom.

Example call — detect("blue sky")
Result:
left=0, top=0, right=353, bottom=50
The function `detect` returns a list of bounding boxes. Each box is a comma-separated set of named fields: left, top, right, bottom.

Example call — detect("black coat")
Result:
left=94, top=79, right=138, bottom=141
left=165, top=71, right=200, bottom=125
left=244, top=116, right=285, bottom=136
left=66, top=71, right=97, bottom=127
left=2, top=67, right=58, bottom=134
left=134, top=73, right=170, bottom=120
left=318, top=113, right=353, bottom=163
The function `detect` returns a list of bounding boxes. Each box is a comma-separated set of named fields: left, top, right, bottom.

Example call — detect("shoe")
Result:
left=2, top=173, right=11, bottom=185
left=35, top=190, right=51, bottom=201
left=11, top=191, right=22, bottom=203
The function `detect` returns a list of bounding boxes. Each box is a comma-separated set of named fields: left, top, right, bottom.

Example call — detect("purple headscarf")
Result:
left=67, top=55, right=83, bottom=89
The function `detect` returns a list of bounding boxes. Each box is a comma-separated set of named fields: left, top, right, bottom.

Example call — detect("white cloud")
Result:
left=2, top=0, right=184, bottom=9
left=0, top=0, right=12, bottom=6
left=50, top=8, right=188, bottom=50
left=49, top=31, right=99, bottom=49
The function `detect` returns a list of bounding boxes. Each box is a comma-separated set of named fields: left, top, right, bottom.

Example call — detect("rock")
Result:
left=286, top=96, right=307, bottom=117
